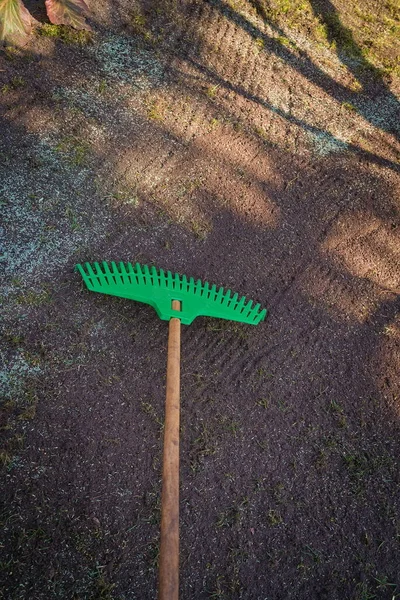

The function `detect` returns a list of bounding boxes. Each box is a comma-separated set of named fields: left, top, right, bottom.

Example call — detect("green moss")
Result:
left=37, top=24, right=93, bottom=45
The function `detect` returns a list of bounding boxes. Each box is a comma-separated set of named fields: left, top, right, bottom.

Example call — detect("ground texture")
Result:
left=1, top=0, right=400, bottom=598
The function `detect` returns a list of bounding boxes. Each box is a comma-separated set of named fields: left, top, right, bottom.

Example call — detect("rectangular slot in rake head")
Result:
left=76, top=262, right=267, bottom=326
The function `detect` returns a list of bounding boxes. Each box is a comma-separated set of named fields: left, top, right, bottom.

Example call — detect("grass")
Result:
left=55, top=136, right=91, bottom=167
left=105, top=189, right=140, bottom=208
left=147, top=98, right=167, bottom=121
left=255, top=397, right=270, bottom=408
left=0, top=434, right=24, bottom=471
left=88, top=565, right=115, bottom=599
left=248, top=0, right=400, bottom=77
left=221, top=416, right=240, bottom=437
left=131, top=7, right=154, bottom=43
left=206, top=84, right=220, bottom=99
left=141, top=401, right=163, bottom=428
left=254, top=36, right=265, bottom=52
left=191, top=219, right=211, bottom=241
left=355, top=582, right=377, bottom=600
left=373, top=575, right=397, bottom=592
left=216, top=497, right=248, bottom=528
left=18, top=404, right=37, bottom=421
left=208, top=117, right=221, bottom=131
left=0, top=450, right=13, bottom=469
left=16, top=288, right=52, bottom=306
left=208, top=575, right=226, bottom=598
left=1, top=77, right=25, bottom=94
left=267, top=508, right=283, bottom=526
left=276, top=34, right=297, bottom=50
left=329, top=399, right=348, bottom=428
left=190, top=422, right=217, bottom=471
left=144, top=538, right=160, bottom=571
left=342, top=101, right=358, bottom=112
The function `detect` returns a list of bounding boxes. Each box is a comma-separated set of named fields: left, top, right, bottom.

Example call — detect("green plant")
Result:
left=206, top=84, right=220, bottom=99
left=56, top=136, right=90, bottom=166
left=147, top=98, right=166, bottom=121
left=0, top=0, right=90, bottom=43
left=38, top=22, right=92, bottom=44
left=131, top=7, right=153, bottom=42
left=256, top=397, right=269, bottom=408
left=342, top=102, right=358, bottom=112
left=373, top=575, right=397, bottom=591
left=267, top=509, right=283, bottom=526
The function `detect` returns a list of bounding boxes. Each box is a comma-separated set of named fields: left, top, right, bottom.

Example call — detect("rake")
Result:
left=76, top=261, right=267, bottom=600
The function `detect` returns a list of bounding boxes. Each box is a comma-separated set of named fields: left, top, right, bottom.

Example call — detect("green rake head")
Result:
left=76, top=262, right=267, bottom=326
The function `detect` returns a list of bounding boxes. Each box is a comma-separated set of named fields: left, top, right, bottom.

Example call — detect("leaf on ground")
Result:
left=0, top=0, right=32, bottom=42
left=45, top=0, right=90, bottom=30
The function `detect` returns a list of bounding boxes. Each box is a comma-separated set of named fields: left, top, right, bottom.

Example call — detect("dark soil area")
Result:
left=1, top=1, right=399, bottom=599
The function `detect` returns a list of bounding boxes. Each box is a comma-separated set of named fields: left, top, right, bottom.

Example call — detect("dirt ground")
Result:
left=1, top=0, right=399, bottom=598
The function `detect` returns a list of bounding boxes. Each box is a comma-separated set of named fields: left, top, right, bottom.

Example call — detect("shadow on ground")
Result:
left=1, top=1, right=399, bottom=599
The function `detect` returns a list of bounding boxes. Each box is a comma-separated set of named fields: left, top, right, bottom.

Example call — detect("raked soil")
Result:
left=1, top=1, right=399, bottom=599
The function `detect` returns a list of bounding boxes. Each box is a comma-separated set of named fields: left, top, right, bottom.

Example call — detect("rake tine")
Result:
left=250, top=303, right=261, bottom=322
left=195, top=279, right=203, bottom=295
left=230, top=292, right=238, bottom=308
left=174, top=273, right=181, bottom=290
left=222, top=289, right=231, bottom=307
left=159, top=268, right=166, bottom=288
left=244, top=299, right=253, bottom=317
left=111, top=261, right=123, bottom=284
left=151, top=266, right=160, bottom=287
left=119, top=261, right=128, bottom=279
left=237, top=296, right=247, bottom=312
left=216, top=287, right=224, bottom=303
left=167, top=270, right=174, bottom=289
left=84, top=262, right=97, bottom=282
left=126, top=262, right=137, bottom=284
left=93, top=262, right=107, bottom=286
left=102, top=262, right=116, bottom=285
left=143, top=264, right=151, bottom=284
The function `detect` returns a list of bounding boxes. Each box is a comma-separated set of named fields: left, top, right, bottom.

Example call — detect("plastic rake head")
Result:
left=76, top=262, right=267, bottom=326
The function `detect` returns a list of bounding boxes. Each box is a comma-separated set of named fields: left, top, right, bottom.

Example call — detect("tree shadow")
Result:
left=308, top=0, right=384, bottom=87
left=1, top=7, right=400, bottom=600
left=173, top=57, right=400, bottom=173
left=204, top=0, right=400, bottom=138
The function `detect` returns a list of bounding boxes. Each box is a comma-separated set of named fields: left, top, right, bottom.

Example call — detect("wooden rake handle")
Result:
left=159, top=300, right=181, bottom=600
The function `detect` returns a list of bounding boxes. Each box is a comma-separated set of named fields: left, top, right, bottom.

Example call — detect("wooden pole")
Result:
left=159, top=300, right=181, bottom=600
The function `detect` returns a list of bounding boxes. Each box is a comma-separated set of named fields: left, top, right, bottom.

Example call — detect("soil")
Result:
left=1, top=1, right=399, bottom=599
